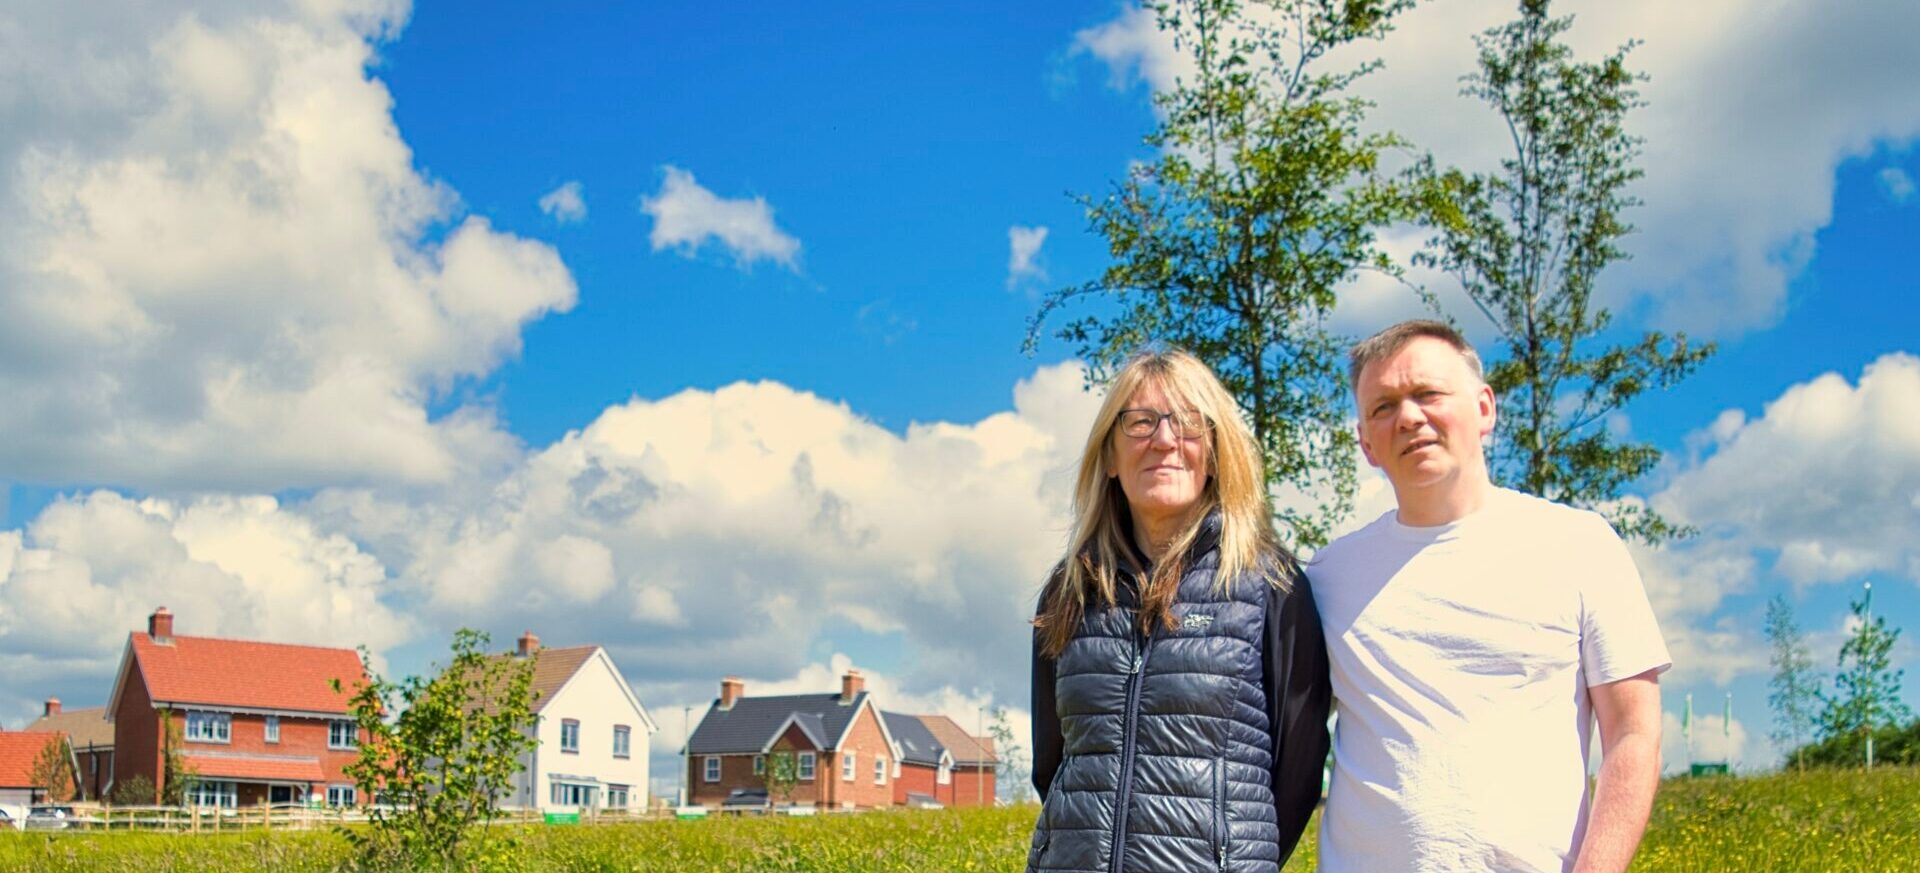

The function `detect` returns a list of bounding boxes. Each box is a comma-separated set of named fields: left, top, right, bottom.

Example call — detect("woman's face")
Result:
left=1109, top=380, right=1211, bottom=525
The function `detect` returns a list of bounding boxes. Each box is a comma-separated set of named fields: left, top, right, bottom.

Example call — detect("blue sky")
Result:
left=3, top=0, right=1919, bottom=800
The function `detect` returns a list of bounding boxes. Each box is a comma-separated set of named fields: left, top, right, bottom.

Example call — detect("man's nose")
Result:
left=1394, top=399, right=1426, bottom=430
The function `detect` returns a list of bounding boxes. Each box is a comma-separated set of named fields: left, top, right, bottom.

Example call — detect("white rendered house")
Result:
left=502, top=633, right=657, bottom=813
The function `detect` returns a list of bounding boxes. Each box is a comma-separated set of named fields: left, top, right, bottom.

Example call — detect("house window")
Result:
left=612, top=724, right=630, bottom=759
left=561, top=719, right=580, bottom=754
left=188, top=780, right=237, bottom=808
left=264, top=715, right=280, bottom=743
left=328, top=720, right=358, bottom=749
left=703, top=756, right=720, bottom=783
left=549, top=781, right=596, bottom=807
left=842, top=751, right=856, bottom=781
left=607, top=784, right=629, bottom=808
left=753, top=755, right=765, bottom=775
left=874, top=757, right=887, bottom=785
left=184, top=711, right=230, bottom=743
left=797, top=752, right=816, bottom=781
left=327, top=785, right=356, bottom=807
left=938, top=761, right=952, bottom=785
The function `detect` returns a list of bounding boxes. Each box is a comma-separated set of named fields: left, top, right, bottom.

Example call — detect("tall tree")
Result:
left=986, top=706, right=1029, bottom=803
left=1819, top=585, right=1912, bottom=755
left=1418, top=0, right=1711, bottom=544
left=1029, top=0, right=1423, bottom=547
left=1764, top=595, right=1821, bottom=771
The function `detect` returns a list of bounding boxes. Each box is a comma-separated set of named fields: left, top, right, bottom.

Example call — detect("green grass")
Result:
left=2, top=767, right=1913, bottom=871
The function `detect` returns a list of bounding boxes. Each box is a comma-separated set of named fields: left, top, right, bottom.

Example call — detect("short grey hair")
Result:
left=1347, top=319, right=1484, bottom=392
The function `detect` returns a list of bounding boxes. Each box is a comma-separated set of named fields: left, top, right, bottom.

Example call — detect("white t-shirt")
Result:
left=1309, top=488, right=1670, bottom=873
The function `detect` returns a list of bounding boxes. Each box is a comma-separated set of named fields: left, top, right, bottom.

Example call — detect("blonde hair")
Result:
left=1034, top=349, right=1289, bottom=658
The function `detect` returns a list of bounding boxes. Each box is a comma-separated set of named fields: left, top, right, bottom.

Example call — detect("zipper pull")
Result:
left=1218, top=845, right=1227, bottom=870
left=1129, top=651, right=1143, bottom=674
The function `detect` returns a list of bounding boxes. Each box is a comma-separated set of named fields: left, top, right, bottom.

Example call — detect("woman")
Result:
left=1027, top=349, right=1330, bottom=873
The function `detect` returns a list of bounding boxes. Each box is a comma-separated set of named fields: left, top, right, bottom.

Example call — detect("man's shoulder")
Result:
left=1307, top=509, right=1395, bottom=569
left=1489, top=488, right=1620, bottom=541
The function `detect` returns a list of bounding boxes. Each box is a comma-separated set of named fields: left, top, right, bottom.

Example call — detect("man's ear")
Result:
left=1478, top=382, right=1497, bottom=439
left=1358, top=421, right=1381, bottom=468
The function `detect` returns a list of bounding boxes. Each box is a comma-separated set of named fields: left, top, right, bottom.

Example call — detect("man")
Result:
left=1310, top=320, right=1668, bottom=872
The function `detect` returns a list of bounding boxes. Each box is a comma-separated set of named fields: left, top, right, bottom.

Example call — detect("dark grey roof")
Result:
left=880, top=711, right=946, bottom=767
left=687, top=692, right=868, bottom=755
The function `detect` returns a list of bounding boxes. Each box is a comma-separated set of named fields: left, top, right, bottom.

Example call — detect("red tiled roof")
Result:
left=0, top=731, right=64, bottom=788
left=129, top=632, right=369, bottom=715
left=524, top=646, right=596, bottom=714
left=919, top=715, right=997, bottom=766
left=27, top=707, right=113, bottom=748
left=180, top=752, right=328, bottom=783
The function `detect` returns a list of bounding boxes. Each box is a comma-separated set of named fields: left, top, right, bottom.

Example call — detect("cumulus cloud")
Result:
left=0, top=0, right=576, bottom=492
left=1007, top=225, right=1050, bottom=289
left=0, top=490, right=409, bottom=725
left=539, top=180, right=587, bottom=223
left=1880, top=167, right=1914, bottom=204
left=1071, top=1, right=1920, bottom=334
left=1655, top=353, right=1920, bottom=587
left=639, top=166, right=800, bottom=270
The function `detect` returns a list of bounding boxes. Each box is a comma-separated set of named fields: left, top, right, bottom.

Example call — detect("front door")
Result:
left=269, top=785, right=298, bottom=806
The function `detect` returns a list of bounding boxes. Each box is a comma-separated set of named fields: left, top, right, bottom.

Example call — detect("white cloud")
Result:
left=1659, top=707, right=1756, bottom=775
left=0, top=0, right=576, bottom=492
left=1656, top=353, right=1920, bottom=587
left=639, top=166, right=800, bottom=271
left=539, top=180, right=587, bottom=223
left=1007, top=225, right=1050, bottom=289
left=1879, top=166, right=1914, bottom=204
left=1072, top=1, right=1920, bottom=335
left=0, top=490, right=409, bottom=723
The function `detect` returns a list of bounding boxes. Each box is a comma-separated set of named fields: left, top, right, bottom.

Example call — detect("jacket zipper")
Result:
left=1037, top=755, right=1069, bottom=857
left=1108, top=631, right=1150, bottom=873
left=1213, top=755, right=1228, bottom=871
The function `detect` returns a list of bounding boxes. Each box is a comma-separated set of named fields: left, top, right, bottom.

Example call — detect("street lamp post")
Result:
left=1864, top=581, right=1874, bottom=770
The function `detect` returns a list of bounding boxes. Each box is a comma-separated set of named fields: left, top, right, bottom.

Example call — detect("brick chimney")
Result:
left=719, top=676, right=745, bottom=710
left=148, top=607, right=174, bottom=644
left=517, top=631, right=540, bottom=658
left=841, top=668, right=864, bottom=704
left=44, top=698, right=60, bottom=717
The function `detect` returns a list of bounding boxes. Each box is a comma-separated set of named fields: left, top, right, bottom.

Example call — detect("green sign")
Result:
left=1689, top=763, right=1729, bottom=777
left=544, top=812, right=581, bottom=825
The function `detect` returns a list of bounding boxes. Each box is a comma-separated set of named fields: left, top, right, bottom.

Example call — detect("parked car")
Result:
left=24, top=805, right=91, bottom=831
left=719, top=788, right=771, bottom=812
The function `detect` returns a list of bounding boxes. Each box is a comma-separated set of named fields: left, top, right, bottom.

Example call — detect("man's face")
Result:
left=1355, top=336, right=1496, bottom=495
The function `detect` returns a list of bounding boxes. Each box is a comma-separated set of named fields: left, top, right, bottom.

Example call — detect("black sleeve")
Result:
left=1031, top=626, right=1063, bottom=800
left=1266, top=565, right=1332, bottom=863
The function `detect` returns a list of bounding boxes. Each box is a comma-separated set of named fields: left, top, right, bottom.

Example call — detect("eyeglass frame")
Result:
left=1112, top=407, right=1213, bottom=440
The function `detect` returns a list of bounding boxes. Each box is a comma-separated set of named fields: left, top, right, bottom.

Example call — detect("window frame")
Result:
left=797, top=752, right=816, bottom=781
left=612, top=724, right=630, bottom=759
left=326, top=784, right=356, bottom=807
left=752, top=754, right=765, bottom=776
left=703, top=756, right=720, bottom=783
left=874, top=756, right=887, bottom=785
left=188, top=780, right=237, bottom=808
left=264, top=715, right=279, bottom=744
left=561, top=718, right=581, bottom=754
left=328, top=719, right=358, bottom=750
left=184, top=711, right=231, bottom=744
left=842, top=751, right=856, bottom=782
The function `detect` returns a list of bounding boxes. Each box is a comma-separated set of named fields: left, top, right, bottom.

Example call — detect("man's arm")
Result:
left=1573, top=669, right=1663, bottom=873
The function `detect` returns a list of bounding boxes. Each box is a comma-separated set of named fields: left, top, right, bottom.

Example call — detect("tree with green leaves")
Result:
left=762, top=748, right=801, bottom=806
left=1819, top=584, right=1912, bottom=763
left=157, top=708, right=197, bottom=806
left=333, top=628, right=539, bottom=870
left=1028, top=0, right=1425, bottom=547
left=1417, top=0, right=1710, bottom=544
left=28, top=735, right=75, bottom=803
left=1765, top=595, right=1821, bottom=771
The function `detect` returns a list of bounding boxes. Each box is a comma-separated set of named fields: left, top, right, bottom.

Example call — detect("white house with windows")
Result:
left=499, top=633, right=657, bottom=813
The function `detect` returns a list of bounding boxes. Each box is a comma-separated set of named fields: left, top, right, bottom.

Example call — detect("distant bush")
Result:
left=1789, top=718, right=1920, bottom=768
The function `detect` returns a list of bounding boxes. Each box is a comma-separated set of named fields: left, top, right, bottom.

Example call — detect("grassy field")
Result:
left=2, top=767, right=1914, bottom=871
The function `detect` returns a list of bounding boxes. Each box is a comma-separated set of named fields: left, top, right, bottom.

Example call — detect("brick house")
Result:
left=684, top=669, right=900, bottom=810
left=0, top=730, right=68, bottom=811
left=104, top=607, right=370, bottom=808
left=878, top=712, right=997, bottom=807
left=26, top=699, right=113, bottom=801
